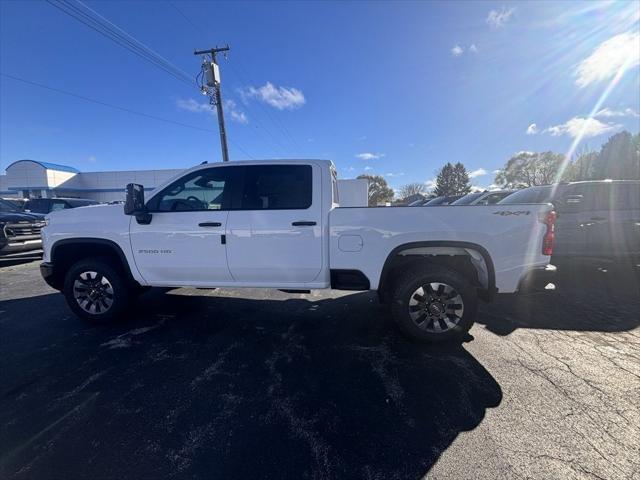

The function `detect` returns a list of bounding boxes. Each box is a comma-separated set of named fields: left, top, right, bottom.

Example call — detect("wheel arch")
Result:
left=48, top=238, right=139, bottom=290
left=377, top=241, right=497, bottom=303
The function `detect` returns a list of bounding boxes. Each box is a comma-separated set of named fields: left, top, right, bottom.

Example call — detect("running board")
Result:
left=278, top=289, right=311, bottom=294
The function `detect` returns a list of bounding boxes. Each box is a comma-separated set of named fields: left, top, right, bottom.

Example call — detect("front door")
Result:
left=129, top=166, right=237, bottom=286
left=226, top=164, right=323, bottom=284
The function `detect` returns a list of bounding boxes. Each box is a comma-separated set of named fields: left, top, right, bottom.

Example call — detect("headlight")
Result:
left=44, top=216, right=50, bottom=227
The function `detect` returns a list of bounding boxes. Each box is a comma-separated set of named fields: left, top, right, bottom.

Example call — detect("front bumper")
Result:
left=518, top=264, right=557, bottom=294
left=0, top=238, right=42, bottom=255
left=40, top=262, right=61, bottom=290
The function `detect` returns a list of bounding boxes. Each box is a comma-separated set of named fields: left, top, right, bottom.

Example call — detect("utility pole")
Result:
left=194, top=45, right=230, bottom=162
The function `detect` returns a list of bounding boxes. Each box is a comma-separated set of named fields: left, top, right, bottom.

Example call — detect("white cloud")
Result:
left=344, top=166, right=355, bottom=172
left=364, top=166, right=373, bottom=171
left=176, top=98, right=211, bottom=113
left=224, top=99, right=248, bottom=124
left=357, top=135, right=367, bottom=141
left=469, top=44, right=478, bottom=53
left=241, top=82, right=305, bottom=110
left=492, top=169, right=502, bottom=174
left=356, top=152, right=384, bottom=160
left=469, top=168, right=488, bottom=178
left=487, top=7, right=515, bottom=29
left=595, top=107, right=640, bottom=118
left=87, top=155, right=97, bottom=163
left=526, top=123, right=539, bottom=135
left=544, top=117, right=621, bottom=139
left=385, top=172, right=405, bottom=178
left=451, top=45, right=464, bottom=57
left=487, top=184, right=501, bottom=191
left=574, top=31, right=640, bottom=88
left=177, top=97, right=247, bottom=123
left=516, top=151, right=535, bottom=155
left=470, top=185, right=485, bottom=193
left=425, top=178, right=437, bottom=189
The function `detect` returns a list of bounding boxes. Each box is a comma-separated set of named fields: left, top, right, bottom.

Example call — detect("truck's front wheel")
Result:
left=63, top=258, right=130, bottom=324
left=390, top=266, right=477, bottom=343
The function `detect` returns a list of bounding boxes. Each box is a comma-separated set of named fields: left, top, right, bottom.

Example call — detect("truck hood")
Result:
left=48, top=203, right=121, bottom=218
left=0, top=212, right=46, bottom=223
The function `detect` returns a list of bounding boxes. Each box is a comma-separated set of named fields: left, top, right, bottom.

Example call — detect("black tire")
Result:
left=390, top=266, right=478, bottom=343
left=63, top=257, right=131, bottom=324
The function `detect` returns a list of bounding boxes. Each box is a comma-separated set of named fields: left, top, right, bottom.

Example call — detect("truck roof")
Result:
left=195, top=159, right=335, bottom=168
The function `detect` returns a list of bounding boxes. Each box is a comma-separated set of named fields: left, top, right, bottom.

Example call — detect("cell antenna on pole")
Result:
left=195, top=45, right=230, bottom=162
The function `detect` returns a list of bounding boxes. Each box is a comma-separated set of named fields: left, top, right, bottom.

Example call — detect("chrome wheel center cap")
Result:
left=428, top=303, right=443, bottom=316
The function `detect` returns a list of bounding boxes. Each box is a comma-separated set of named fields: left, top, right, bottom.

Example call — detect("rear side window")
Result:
left=581, top=183, right=640, bottom=211
left=50, top=200, right=67, bottom=211
left=241, top=165, right=312, bottom=210
left=612, top=184, right=640, bottom=210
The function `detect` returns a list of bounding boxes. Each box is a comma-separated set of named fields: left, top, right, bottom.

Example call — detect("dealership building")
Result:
left=0, top=159, right=369, bottom=206
left=0, top=159, right=183, bottom=202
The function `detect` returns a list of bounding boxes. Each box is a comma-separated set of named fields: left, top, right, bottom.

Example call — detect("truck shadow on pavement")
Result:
left=1, top=290, right=501, bottom=480
left=478, top=260, right=640, bottom=336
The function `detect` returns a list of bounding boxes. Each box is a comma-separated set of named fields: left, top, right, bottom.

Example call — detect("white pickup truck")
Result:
left=40, top=160, right=556, bottom=342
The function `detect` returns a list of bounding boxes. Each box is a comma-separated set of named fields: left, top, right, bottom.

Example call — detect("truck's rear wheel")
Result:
left=63, top=258, right=130, bottom=324
left=390, top=266, right=477, bottom=343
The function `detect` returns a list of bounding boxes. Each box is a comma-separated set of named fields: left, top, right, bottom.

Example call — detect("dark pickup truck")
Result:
left=498, top=180, right=640, bottom=261
left=0, top=199, right=46, bottom=255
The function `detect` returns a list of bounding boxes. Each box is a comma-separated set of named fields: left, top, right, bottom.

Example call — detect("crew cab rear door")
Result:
left=226, top=164, right=323, bottom=284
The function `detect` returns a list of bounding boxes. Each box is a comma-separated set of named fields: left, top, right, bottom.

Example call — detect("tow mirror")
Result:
left=124, top=183, right=152, bottom=224
left=124, top=183, right=145, bottom=215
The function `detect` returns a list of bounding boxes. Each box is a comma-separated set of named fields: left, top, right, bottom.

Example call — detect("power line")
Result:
left=0, top=73, right=255, bottom=159
left=1, top=72, right=209, bottom=132
left=47, top=0, right=195, bottom=87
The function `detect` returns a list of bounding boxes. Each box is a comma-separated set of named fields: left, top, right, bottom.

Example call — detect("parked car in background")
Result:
left=451, top=190, right=514, bottom=206
left=25, top=197, right=100, bottom=214
left=498, top=180, right=640, bottom=260
left=0, top=199, right=46, bottom=255
left=1, top=197, right=28, bottom=211
left=422, top=194, right=465, bottom=206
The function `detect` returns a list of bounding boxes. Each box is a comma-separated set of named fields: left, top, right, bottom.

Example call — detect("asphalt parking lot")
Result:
left=1, top=254, right=639, bottom=480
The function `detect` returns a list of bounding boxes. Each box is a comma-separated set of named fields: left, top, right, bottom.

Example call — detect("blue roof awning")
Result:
left=5, top=159, right=80, bottom=174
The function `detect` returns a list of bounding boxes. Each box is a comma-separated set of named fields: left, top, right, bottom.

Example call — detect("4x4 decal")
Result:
left=493, top=210, right=531, bottom=216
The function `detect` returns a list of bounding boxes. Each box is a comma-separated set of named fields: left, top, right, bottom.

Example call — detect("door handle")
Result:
left=198, top=222, right=222, bottom=227
left=590, top=217, right=606, bottom=221
left=292, top=221, right=316, bottom=226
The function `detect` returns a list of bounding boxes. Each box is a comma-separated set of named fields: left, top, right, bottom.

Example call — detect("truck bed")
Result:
left=329, top=204, right=553, bottom=292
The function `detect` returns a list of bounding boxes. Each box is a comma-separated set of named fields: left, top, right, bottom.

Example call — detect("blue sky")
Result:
left=1, top=0, right=639, bottom=191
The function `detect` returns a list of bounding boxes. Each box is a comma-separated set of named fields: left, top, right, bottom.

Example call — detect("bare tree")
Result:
left=398, top=182, right=427, bottom=199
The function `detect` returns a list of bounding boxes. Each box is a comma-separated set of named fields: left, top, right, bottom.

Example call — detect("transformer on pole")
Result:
left=195, top=45, right=230, bottom=162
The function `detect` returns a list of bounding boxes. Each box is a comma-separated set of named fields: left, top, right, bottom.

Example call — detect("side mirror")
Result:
left=124, top=183, right=152, bottom=224
left=124, top=183, right=145, bottom=215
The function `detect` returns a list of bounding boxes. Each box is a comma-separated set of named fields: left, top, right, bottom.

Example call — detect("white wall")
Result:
left=337, top=179, right=368, bottom=207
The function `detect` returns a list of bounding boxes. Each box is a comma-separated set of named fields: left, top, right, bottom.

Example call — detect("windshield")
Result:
left=0, top=199, right=20, bottom=213
left=451, top=192, right=485, bottom=205
left=498, top=186, right=554, bottom=204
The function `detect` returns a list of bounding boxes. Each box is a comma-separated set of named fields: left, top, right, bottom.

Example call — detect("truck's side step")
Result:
left=279, top=289, right=311, bottom=294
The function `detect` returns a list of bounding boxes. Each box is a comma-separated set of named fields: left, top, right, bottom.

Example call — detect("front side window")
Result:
left=241, top=165, right=312, bottom=210
left=26, top=199, right=49, bottom=214
left=150, top=167, right=234, bottom=212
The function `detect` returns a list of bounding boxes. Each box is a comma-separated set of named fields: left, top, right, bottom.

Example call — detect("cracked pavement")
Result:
left=0, top=256, right=638, bottom=479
